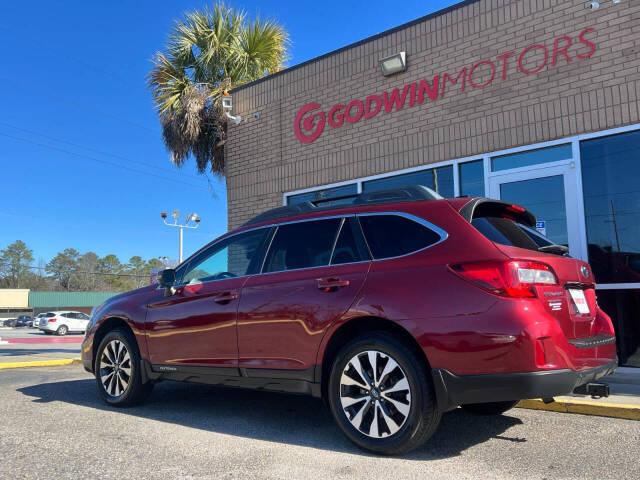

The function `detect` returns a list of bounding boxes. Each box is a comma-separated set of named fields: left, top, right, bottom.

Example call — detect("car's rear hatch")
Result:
left=494, top=244, right=596, bottom=339
left=458, top=198, right=597, bottom=340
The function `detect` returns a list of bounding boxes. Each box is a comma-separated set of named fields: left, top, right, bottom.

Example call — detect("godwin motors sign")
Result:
left=294, top=27, right=596, bottom=144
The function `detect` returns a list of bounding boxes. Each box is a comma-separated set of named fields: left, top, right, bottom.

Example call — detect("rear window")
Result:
left=471, top=217, right=554, bottom=251
left=358, top=214, right=443, bottom=260
left=43, top=313, right=55, bottom=318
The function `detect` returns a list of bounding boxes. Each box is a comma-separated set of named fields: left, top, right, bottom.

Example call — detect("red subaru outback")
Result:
left=82, top=186, right=617, bottom=454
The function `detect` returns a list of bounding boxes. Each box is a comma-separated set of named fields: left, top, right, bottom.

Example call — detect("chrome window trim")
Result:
left=173, top=226, right=273, bottom=288
left=159, top=211, right=448, bottom=288
left=356, top=211, right=449, bottom=261
left=260, top=216, right=346, bottom=274
left=258, top=226, right=278, bottom=274
left=328, top=218, right=346, bottom=265
left=257, top=258, right=372, bottom=277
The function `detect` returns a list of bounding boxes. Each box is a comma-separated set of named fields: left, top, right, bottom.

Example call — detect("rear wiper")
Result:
left=538, top=244, right=570, bottom=256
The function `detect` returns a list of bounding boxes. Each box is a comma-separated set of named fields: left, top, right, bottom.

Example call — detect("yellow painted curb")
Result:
left=0, top=358, right=82, bottom=370
left=517, top=398, right=640, bottom=421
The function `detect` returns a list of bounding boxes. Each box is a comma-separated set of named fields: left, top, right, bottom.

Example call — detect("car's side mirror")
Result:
left=158, top=269, right=177, bottom=297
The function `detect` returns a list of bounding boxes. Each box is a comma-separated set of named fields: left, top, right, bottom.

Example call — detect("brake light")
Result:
left=507, top=204, right=526, bottom=213
left=48, top=318, right=56, bottom=322
left=449, top=260, right=557, bottom=298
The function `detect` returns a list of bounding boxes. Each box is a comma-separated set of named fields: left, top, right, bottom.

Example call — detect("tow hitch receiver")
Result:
left=573, top=382, right=610, bottom=399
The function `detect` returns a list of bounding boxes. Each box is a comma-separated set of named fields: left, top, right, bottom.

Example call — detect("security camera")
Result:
left=222, top=95, right=232, bottom=112
left=221, top=94, right=241, bottom=124
left=586, top=1, right=599, bottom=8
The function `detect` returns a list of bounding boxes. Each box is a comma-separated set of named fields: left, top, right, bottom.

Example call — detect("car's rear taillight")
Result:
left=449, top=260, right=557, bottom=298
left=48, top=318, right=56, bottom=322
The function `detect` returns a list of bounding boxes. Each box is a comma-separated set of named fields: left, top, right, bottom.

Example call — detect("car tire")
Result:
left=95, top=329, right=153, bottom=407
left=461, top=401, right=519, bottom=415
left=327, top=332, right=441, bottom=455
left=56, top=325, right=68, bottom=336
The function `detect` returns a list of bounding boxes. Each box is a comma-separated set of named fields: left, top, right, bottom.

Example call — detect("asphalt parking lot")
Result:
left=1, top=365, right=638, bottom=480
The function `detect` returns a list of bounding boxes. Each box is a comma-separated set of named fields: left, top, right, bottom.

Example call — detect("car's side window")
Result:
left=181, top=228, right=269, bottom=285
left=330, top=218, right=369, bottom=265
left=358, top=214, right=444, bottom=260
left=262, top=218, right=341, bottom=273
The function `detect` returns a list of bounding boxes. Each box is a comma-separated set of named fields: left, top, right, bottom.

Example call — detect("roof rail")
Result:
left=242, top=202, right=317, bottom=226
left=242, top=185, right=443, bottom=226
left=354, top=185, right=442, bottom=204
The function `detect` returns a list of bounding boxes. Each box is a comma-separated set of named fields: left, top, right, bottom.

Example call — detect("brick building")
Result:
left=225, top=0, right=640, bottom=366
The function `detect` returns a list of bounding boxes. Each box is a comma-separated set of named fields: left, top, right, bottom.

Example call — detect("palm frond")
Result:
left=148, top=1, right=289, bottom=175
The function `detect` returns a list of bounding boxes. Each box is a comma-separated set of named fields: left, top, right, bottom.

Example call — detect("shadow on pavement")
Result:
left=18, top=377, right=524, bottom=459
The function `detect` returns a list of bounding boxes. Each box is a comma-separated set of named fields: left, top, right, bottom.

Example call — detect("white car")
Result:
left=38, top=311, right=90, bottom=336
left=32, top=313, right=47, bottom=328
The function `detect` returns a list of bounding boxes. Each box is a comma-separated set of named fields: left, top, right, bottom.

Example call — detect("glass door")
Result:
left=488, top=164, right=586, bottom=260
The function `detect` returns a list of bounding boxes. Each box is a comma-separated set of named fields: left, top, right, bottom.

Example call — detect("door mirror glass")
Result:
left=158, top=269, right=176, bottom=287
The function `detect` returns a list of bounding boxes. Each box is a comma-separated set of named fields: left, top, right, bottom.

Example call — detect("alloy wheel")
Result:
left=99, top=340, right=132, bottom=398
left=339, top=350, right=412, bottom=438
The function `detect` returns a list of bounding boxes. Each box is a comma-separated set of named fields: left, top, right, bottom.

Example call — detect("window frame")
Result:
left=175, top=226, right=273, bottom=286
left=329, top=217, right=372, bottom=266
left=258, top=215, right=372, bottom=275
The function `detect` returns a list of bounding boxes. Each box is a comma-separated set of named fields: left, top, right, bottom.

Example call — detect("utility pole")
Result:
left=160, top=210, right=201, bottom=263
left=610, top=200, right=621, bottom=252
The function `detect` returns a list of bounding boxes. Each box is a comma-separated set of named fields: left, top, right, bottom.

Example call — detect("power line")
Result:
left=0, top=25, right=133, bottom=87
left=0, top=121, right=207, bottom=182
left=0, top=131, right=211, bottom=191
left=0, top=76, right=159, bottom=135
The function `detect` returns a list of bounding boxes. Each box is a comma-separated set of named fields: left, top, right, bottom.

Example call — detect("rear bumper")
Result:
left=432, top=358, right=618, bottom=411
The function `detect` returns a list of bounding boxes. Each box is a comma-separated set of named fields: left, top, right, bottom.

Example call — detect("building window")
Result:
left=491, top=144, right=572, bottom=172
left=580, top=130, right=640, bottom=285
left=458, top=160, right=484, bottom=197
left=286, top=184, right=357, bottom=207
left=362, top=165, right=454, bottom=197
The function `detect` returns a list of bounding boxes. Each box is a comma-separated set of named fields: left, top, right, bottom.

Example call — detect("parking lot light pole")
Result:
left=160, top=210, right=201, bottom=263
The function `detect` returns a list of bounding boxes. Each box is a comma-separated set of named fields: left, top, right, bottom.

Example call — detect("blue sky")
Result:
left=0, top=0, right=458, bottom=265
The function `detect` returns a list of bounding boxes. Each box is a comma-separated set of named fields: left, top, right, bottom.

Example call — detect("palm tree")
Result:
left=148, top=3, right=289, bottom=175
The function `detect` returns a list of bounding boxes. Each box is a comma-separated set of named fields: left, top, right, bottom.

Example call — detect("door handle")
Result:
left=317, top=277, right=350, bottom=292
left=213, top=292, right=239, bottom=304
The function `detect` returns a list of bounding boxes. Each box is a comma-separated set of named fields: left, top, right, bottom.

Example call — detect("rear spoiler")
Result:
left=458, top=198, right=536, bottom=227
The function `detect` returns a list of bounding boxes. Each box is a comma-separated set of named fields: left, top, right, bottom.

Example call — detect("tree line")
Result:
left=0, top=240, right=167, bottom=292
